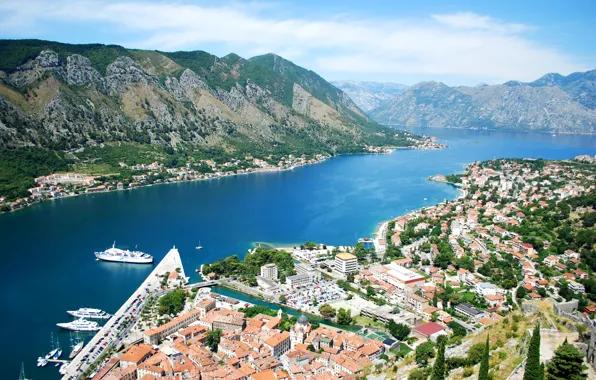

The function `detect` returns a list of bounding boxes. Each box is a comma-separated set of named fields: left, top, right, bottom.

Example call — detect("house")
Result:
left=574, top=269, right=588, bottom=280
left=568, top=281, right=585, bottom=294
left=265, top=331, right=291, bottom=357
left=119, top=344, right=155, bottom=369
left=412, top=322, right=447, bottom=342
left=544, top=255, right=558, bottom=267
left=484, top=294, right=504, bottom=308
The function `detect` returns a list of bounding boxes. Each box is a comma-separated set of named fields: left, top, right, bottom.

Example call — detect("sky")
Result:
left=0, top=0, right=594, bottom=86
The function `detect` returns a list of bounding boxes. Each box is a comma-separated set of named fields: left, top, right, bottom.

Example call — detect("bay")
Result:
left=1, top=128, right=595, bottom=378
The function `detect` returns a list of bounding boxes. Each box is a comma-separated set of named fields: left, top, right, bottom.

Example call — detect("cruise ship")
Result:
left=56, top=318, right=101, bottom=332
left=67, top=307, right=111, bottom=319
left=94, top=242, right=153, bottom=264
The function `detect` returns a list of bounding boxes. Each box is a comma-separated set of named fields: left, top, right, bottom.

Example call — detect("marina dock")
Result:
left=63, top=247, right=185, bottom=379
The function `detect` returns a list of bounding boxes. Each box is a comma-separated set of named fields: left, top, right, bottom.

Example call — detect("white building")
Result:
left=568, top=281, right=585, bottom=294
left=260, top=263, right=279, bottom=280
left=475, top=282, right=498, bottom=296
left=383, top=263, right=425, bottom=290
left=334, top=253, right=358, bottom=277
left=286, top=274, right=312, bottom=288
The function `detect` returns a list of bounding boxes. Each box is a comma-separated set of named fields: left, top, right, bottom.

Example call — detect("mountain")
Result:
left=0, top=39, right=415, bottom=154
left=332, top=81, right=407, bottom=112
left=369, top=70, right=596, bottom=134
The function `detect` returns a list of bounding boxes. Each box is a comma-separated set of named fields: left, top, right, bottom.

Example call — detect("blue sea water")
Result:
left=1, top=128, right=595, bottom=378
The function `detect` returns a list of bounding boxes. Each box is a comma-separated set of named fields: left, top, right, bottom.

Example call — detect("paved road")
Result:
left=63, top=247, right=184, bottom=379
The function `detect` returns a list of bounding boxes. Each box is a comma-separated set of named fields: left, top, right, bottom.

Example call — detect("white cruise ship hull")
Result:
left=56, top=323, right=100, bottom=332
left=95, top=254, right=153, bottom=264
left=67, top=311, right=111, bottom=319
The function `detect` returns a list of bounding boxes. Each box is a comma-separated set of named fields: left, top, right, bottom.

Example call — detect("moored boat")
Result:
left=56, top=318, right=101, bottom=332
left=67, top=307, right=111, bottom=319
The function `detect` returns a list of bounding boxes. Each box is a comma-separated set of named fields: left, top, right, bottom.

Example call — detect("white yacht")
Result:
left=45, top=333, right=58, bottom=359
left=56, top=318, right=101, bottom=332
left=59, top=362, right=69, bottom=375
left=37, top=357, right=48, bottom=367
left=69, top=332, right=84, bottom=359
left=67, top=307, right=111, bottom=319
left=94, top=242, right=153, bottom=264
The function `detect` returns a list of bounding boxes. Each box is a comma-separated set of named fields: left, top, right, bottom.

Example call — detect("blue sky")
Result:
left=0, top=0, right=594, bottom=85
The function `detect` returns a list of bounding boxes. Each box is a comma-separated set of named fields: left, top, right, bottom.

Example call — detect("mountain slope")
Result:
left=369, top=70, right=596, bottom=134
left=0, top=39, right=416, bottom=154
left=332, top=80, right=407, bottom=112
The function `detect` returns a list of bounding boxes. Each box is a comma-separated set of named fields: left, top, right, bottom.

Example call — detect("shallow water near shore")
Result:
left=1, top=128, right=595, bottom=378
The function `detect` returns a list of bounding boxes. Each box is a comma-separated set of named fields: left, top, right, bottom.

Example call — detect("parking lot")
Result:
left=284, top=280, right=347, bottom=311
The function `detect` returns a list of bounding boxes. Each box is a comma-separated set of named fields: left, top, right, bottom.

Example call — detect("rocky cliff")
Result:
left=0, top=40, right=410, bottom=153
left=369, top=71, right=596, bottom=134
left=332, top=81, right=407, bottom=112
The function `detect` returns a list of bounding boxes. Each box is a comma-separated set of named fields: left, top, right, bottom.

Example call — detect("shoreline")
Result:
left=1, top=144, right=447, bottom=215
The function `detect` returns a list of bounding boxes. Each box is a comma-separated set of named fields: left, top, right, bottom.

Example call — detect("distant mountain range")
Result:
left=0, top=39, right=416, bottom=152
left=331, top=81, right=407, bottom=112
left=357, top=70, right=596, bottom=134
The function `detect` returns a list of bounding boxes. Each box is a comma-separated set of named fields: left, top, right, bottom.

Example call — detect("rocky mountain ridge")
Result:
left=0, top=39, right=410, bottom=153
left=331, top=80, right=407, bottom=112
left=368, top=70, right=596, bottom=134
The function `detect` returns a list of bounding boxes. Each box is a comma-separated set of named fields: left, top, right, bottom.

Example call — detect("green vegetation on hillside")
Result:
left=0, top=148, right=71, bottom=200
left=0, top=39, right=131, bottom=74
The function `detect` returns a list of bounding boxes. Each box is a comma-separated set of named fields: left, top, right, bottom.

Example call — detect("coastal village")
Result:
left=60, top=154, right=596, bottom=380
left=0, top=136, right=444, bottom=214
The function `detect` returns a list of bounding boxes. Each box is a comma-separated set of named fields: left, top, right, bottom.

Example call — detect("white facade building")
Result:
left=260, top=263, right=279, bottom=280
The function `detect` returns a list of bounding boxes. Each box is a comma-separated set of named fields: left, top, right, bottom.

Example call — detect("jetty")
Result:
left=63, top=247, right=185, bottom=379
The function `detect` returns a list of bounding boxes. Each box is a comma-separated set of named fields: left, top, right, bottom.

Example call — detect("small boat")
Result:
left=19, top=362, right=31, bottom=380
left=53, top=335, right=63, bottom=359
left=196, top=240, right=203, bottom=250
left=424, top=198, right=428, bottom=201
left=59, top=361, right=69, bottom=375
left=37, top=357, right=48, bottom=367
left=45, top=332, right=58, bottom=359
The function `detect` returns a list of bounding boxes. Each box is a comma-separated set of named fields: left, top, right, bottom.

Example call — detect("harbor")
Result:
left=63, top=246, right=186, bottom=378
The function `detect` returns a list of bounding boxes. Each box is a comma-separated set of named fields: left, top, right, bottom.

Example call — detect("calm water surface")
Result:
left=1, top=128, right=595, bottom=378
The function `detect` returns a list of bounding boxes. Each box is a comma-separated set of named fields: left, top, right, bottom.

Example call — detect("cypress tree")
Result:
left=524, top=322, right=541, bottom=380
left=431, top=336, right=446, bottom=380
left=478, top=336, right=490, bottom=380
left=546, top=339, right=587, bottom=380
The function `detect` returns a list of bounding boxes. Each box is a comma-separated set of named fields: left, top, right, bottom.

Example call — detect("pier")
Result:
left=63, top=247, right=185, bottom=379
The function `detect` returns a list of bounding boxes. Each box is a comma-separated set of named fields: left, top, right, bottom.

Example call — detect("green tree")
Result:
left=517, top=286, right=528, bottom=299
left=337, top=308, right=352, bottom=325
left=478, top=336, right=490, bottom=380
left=205, top=329, right=222, bottom=352
left=524, top=322, right=542, bottom=380
left=416, top=341, right=436, bottom=367
left=467, top=343, right=486, bottom=364
left=546, top=339, right=587, bottom=380
left=431, top=337, right=446, bottom=380
left=387, top=320, right=411, bottom=341
left=354, top=242, right=368, bottom=259
left=319, top=304, right=336, bottom=319
left=279, top=294, right=287, bottom=304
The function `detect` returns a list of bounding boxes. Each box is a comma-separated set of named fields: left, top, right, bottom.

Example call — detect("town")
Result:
left=64, top=155, right=595, bottom=380
left=0, top=135, right=446, bottom=214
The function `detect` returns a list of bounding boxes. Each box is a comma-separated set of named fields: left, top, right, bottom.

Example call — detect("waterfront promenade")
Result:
left=63, top=247, right=185, bottom=379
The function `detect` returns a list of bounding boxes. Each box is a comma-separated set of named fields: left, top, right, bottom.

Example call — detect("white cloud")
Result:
left=0, top=1, right=589, bottom=85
